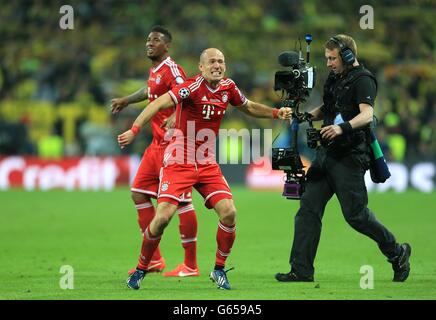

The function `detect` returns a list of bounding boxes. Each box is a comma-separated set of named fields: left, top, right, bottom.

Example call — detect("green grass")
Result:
left=0, top=187, right=435, bottom=300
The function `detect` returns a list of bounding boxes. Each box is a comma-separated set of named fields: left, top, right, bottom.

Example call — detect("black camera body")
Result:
left=274, top=49, right=316, bottom=108
left=274, top=66, right=315, bottom=103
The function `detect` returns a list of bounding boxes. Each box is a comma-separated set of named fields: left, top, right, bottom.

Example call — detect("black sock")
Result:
left=214, top=265, right=224, bottom=271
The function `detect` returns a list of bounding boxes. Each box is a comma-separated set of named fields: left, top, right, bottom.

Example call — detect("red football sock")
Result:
left=135, top=201, right=162, bottom=262
left=135, top=201, right=154, bottom=233
left=215, top=221, right=236, bottom=267
left=137, top=227, right=162, bottom=270
left=178, top=204, right=198, bottom=269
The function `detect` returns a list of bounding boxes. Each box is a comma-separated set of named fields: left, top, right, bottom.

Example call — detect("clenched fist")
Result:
left=278, top=107, right=293, bottom=119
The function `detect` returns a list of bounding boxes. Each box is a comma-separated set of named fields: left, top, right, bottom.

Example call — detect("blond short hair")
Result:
left=325, top=34, right=357, bottom=57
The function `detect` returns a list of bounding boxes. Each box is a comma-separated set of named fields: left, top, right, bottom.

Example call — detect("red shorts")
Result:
left=131, top=145, right=193, bottom=203
left=157, top=163, right=233, bottom=209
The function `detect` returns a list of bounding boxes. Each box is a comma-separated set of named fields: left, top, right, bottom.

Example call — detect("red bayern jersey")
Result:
left=147, top=56, right=186, bottom=146
left=167, top=74, right=247, bottom=163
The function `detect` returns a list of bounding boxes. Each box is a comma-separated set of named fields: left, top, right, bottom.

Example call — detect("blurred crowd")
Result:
left=0, top=0, right=434, bottom=162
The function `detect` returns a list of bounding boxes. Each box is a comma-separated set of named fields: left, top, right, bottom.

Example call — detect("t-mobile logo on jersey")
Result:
left=202, top=104, right=226, bottom=120
left=202, top=104, right=215, bottom=120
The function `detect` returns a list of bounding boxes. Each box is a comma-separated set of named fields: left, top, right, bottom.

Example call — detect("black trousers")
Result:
left=289, top=147, right=398, bottom=277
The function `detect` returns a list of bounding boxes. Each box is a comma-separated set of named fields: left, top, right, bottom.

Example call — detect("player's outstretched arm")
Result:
left=236, top=100, right=292, bottom=119
left=111, top=87, right=149, bottom=114
left=117, top=93, right=175, bottom=148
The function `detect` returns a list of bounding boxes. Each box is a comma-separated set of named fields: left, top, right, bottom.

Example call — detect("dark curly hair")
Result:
left=150, top=25, right=172, bottom=43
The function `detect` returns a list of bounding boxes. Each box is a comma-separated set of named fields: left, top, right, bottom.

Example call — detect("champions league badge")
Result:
left=156, top=75, right=161, bottom=84
left=178, top=87, right=190, bottom=99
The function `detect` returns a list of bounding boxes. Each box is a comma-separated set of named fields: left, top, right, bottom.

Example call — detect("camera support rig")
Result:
left=271, top=35, right=316, bottom=200
left=272, top=99, right=314, bottom=199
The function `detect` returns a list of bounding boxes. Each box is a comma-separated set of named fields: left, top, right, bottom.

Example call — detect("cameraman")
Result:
left=275, top=35, right=411, bottom=282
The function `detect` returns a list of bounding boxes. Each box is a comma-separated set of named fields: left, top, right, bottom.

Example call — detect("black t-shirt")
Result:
left=320, top=66, right=377, bottom=155
left=352, top=75, right=377, bottom=107
left=321, top=65, right=377, bottom=121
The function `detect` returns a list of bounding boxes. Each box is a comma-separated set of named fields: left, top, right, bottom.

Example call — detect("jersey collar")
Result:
left=200, top=75, right=225, bottom=93
left=152, top=56, right=171, bottom=72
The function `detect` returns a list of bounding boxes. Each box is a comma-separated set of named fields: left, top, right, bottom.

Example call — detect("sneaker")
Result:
left=388, top=243, right=411, bottom=282
left=163, top=263, right=200, bottom=277
left=127, top=257, right=166, bottom=275
left=275, top=271, right=314, bottom=282
left=210, top=268, right=234, bottom=290
left=126, top=269, right=146, bottom=290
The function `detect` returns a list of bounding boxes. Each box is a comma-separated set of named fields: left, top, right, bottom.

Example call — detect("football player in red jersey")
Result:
left=111, top=26, right=199, bottom=278
left=119, top=48, right=292, bottom=290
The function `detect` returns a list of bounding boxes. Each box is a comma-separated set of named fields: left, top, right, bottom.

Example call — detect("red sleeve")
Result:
left=168, top=79, right=194, bottom=105
left=167, top=65, right=187, bottom=89
left=229, top=81, right=247, bottom=106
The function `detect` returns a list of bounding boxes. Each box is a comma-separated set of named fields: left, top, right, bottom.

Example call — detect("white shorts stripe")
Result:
left=204, top=190, right=233, bottom=204
left=130, top=188, right=158, bottom=197
left=159, top=194, right=192, bottom=203
left=157, top=168, right=164, bottom=196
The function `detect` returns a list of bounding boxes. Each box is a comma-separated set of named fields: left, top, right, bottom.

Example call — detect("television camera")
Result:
left=271, top=35, right=319, bottom=200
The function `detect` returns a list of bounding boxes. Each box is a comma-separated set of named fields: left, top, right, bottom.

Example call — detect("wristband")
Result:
left=131, top=125, right=141, bottom=136
left=338, top=121, right=353, bottom=134
left=272, top=108, right=280, bottom=119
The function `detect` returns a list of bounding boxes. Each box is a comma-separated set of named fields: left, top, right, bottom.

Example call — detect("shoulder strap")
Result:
left=342, top=67, right=377, bottom=91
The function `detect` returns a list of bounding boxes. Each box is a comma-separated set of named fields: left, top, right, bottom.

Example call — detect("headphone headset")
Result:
left=330, top=36, right=356, bottom=65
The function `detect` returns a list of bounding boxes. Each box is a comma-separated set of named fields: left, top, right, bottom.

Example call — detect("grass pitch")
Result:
left=0, top=187, right=435, bottom=300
